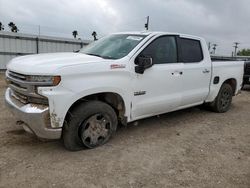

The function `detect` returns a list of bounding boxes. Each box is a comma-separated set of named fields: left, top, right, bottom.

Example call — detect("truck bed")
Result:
left=211, top=55, right=250, bottom=62
left=206, top=60, right=244, bottom=102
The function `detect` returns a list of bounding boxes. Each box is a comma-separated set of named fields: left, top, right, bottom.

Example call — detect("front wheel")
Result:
left=63, top=101, right=118, bottom=151
left=210, top=83, right=233, bottom=113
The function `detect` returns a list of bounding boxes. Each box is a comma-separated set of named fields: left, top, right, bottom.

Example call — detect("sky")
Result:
left=0, top=0, right=250, bottom=55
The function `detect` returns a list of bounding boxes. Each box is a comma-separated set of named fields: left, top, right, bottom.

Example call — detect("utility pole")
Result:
left=38, top=25, right=41, bottom=36
left=212, top=44, right=218, bottom=54
left=233, top=42, right=240, bottom=57
left=145, top=16, right=149, bottom=30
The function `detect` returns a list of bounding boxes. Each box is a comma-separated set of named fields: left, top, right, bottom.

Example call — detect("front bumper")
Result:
left=5, top=88, right=62, bottom=139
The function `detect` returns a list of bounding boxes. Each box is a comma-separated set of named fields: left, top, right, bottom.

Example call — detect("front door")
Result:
left=131, top=36, right=184, bottom=120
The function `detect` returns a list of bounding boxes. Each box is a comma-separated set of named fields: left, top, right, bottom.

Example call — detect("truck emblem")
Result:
left=110, top=64, right=126, bottom=69
left=134, top=91, right=146, bottom=96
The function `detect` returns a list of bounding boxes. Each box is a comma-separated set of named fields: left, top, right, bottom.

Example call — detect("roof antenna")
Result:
left=145, top=16, right=149, bottom=30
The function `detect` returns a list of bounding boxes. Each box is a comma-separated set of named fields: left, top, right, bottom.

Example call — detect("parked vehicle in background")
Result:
left=5, top=31, right=244, bottom=151
left=243, top=61, right=250, bottom=87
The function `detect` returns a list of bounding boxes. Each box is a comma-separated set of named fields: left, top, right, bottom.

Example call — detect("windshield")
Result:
left=80, top=34, right=147, bottom=59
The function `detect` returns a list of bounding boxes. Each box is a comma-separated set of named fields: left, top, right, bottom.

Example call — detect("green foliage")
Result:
left=237, top=49, right=250, bottom=56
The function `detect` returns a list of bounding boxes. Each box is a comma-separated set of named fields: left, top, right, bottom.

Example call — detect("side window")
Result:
left=139, top=36, right=177, bottom=64
left=180, top=38, right=203, bottom=63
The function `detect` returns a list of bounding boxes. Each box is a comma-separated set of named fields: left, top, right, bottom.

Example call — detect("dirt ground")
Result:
left=0, top=72, right=249, bottom=188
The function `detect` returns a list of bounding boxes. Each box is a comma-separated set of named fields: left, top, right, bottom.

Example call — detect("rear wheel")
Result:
left=210, top=83, right=233, bottom=113
left=63, top=101, right=118, bottom=151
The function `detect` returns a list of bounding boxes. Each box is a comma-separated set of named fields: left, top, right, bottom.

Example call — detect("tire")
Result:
left=62, top=101, right=118, bottom=151
left=210, top=83, right=233, bottom=113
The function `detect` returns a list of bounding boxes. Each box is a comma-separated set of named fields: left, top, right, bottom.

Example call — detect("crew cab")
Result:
left=5, top=31, right=244, bottom=150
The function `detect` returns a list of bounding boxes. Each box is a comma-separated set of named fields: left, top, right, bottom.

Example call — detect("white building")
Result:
left=0, top=31, right=90, bottom=70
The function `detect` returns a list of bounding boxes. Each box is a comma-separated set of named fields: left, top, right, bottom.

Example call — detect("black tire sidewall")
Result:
left=214, top=84, right=233, bottom=113
left=63, top=101, right=118, bottom=151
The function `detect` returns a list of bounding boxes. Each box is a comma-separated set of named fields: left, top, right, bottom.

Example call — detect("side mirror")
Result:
left=135, top=56, right=153, bottom=74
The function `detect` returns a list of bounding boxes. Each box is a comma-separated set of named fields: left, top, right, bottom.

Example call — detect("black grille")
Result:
left=8, top=71, right=27, bottom=81
left=11, top=90, right=48, bottom=105
left=6, top=70, right=48, bottom=105
left=11, top=91, right=28, bottom=104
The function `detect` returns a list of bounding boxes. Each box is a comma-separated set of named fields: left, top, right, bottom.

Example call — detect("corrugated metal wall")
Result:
left=0, top=31, right=90, bottom=70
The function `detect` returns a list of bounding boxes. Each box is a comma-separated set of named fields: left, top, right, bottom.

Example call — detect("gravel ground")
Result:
left=0, top=72, right=249, bottom=188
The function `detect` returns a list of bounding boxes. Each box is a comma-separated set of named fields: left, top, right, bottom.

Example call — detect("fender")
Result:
left=39, top=86, right=131, bottom=128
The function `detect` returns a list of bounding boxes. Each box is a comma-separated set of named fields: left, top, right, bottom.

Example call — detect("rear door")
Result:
left=178, top=37, right=211, bottom=107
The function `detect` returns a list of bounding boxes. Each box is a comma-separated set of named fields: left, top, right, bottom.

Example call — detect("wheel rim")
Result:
left=220, top=89, right=231, bottom=109
left=80, top=114, right=112, bottom=148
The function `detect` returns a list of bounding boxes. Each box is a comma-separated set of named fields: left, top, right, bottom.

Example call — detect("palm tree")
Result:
left=92, top=31, right=97, bottom=41
left=13, top=25, right=19, bottom=32
left=0, top=22, right=4, bottom=30
left=8, top=22, right=19, bottom=32
left=72, top=30, right=78, bottom=39
left=8, top=22, right=14, bottom=31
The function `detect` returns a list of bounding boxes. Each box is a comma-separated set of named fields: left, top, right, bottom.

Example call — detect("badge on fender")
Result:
left=110, top=64, right=126, bottom=69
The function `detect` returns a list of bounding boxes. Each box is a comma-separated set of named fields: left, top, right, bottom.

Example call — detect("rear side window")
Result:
left=180, top=38, right=203, bottom=63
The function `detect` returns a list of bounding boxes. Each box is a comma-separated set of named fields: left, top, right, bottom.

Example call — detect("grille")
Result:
left=6, top=70, right=48, bottom=105
left=11, top=91, right=28, bottom=104
left=8, top=71, right=27, bottom=81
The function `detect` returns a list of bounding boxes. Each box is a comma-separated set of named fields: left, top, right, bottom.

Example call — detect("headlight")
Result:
left=26, top=75, right=61, bottom=86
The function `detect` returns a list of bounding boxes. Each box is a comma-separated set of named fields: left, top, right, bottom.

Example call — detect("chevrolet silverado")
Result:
left=5, top=32, right=244, bottom=150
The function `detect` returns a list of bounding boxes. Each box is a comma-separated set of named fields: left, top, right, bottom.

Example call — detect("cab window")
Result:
left=179, top=38, right=203, bottom=63
left=139, top=36, right=178, bottom=64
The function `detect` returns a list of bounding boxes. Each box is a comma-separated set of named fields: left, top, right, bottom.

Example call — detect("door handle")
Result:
left=171, top=71, right=183, bottom=75
left=203, top=69, right=210, bottom=74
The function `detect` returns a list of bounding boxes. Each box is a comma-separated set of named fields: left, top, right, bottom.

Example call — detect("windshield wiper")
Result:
left=85, top=53, right=116, bottom=60
left=85, top=53, right=102, bottom=57
left=101, top=55, right=116, bottom=60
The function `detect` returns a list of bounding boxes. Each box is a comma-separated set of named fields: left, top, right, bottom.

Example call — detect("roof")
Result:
left=112, top=31, right=204, bottom=40
left=0, top=31, right=91, bottom=44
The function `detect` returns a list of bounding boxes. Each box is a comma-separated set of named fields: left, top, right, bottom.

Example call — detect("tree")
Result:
left=237, top=49, right=250, bottom=56
left=72, top=30, right=78, bottom=39
left=92, top=31, right=97, bottom=41
left=8, top=22, right=19, bottom=32
left=0, top=22, right=4, bottom=30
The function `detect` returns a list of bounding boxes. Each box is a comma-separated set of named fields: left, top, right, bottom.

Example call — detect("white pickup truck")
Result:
left=5, top=31, right=244, bottom=150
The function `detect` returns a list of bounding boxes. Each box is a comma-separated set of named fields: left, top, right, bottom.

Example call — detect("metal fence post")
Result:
left=36, top=37, right=39, bottom=54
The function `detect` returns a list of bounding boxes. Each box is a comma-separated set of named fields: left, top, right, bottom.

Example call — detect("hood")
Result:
left=7, top=52, right=108, bottom=75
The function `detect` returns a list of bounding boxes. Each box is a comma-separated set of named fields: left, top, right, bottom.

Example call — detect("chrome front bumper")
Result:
left=5, top=88, right=62, bottom=139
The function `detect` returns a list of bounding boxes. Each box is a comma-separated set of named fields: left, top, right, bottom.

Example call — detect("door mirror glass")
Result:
left=135, top=56, right=153, bottom=74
